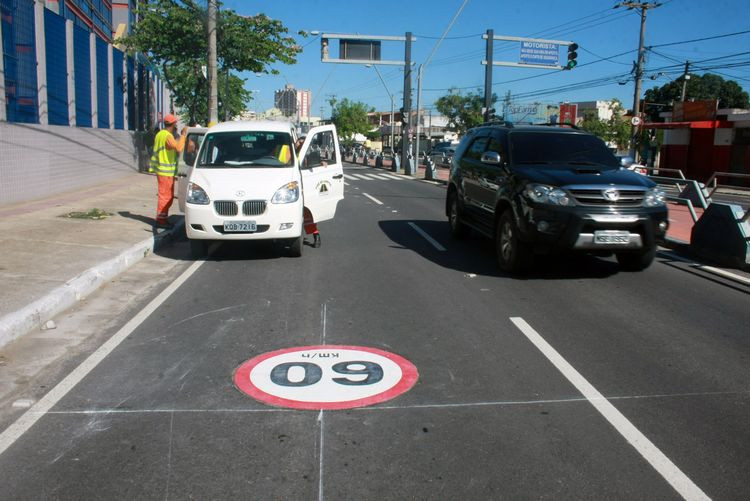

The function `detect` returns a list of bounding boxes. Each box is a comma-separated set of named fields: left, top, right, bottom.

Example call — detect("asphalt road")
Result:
left=1, top=162, right=748, bottom=500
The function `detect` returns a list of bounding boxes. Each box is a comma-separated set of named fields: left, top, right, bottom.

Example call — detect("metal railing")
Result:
left=644, top=171, right=708, bottom=223
left=704, top=172, right=750, bottom=223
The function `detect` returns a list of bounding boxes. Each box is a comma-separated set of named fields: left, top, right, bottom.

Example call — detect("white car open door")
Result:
left=177, top=129, right=207, bottom=213
left=298, top=125, right=345, bottom=223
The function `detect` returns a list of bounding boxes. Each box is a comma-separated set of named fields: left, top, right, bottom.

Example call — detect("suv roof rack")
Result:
left=480, top=120, right=514, bottom=128
left=530, top=122, right=581, bottom=130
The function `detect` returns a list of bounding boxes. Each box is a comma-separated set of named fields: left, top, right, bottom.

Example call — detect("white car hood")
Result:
left=189, top=167, right=297, bottom=200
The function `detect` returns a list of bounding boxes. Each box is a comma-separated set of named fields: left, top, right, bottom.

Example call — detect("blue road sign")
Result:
left=520, top=41, right=559, bottom=66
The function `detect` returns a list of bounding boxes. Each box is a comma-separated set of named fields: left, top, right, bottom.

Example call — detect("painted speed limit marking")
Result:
left=233, top=345, right=419, bottom=410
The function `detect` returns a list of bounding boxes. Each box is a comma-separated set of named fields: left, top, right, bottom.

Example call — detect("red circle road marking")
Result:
left=233, top=345, right=419, bottom=410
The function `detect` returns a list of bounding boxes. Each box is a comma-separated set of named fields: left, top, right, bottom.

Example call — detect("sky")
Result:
left=221, top=0, right=750, bottom=118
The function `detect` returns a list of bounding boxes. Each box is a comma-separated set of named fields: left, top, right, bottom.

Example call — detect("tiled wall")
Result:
left=0, top=121, right=138, bottom=206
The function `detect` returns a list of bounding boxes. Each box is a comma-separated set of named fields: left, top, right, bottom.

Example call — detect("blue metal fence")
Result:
left=44, top=8, right=68, bottom=125
left=2, top=0, right=38, bottom=123
left=112, top=48, right=123, bottom=129
left=72, top=23, right=91, bottom=127
left=126, top=55, right=135, bottom=130
left=2, top=3, right=166, bottom=130
left=95, top=36, right=108, bottom=127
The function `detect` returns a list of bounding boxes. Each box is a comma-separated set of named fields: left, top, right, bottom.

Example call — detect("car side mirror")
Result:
left=620, top=156, right=635, bottom=168
left=481, top=151, right=502, bottom=165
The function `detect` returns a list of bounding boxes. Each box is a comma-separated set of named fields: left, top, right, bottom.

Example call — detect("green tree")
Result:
left=329, top=98, right=373, bottom=141
left=579, top=99, right=631, bottom=150
left=643, top=73, right=749, bottom=121
left=119, top=0, right=302, bottom=124
left=435, top=89, right=497, bottom=135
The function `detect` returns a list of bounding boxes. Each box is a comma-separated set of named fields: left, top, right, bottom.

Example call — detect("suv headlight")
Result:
left=523, top=184, right=575, bottom=206
left=187, top=182, right=210, bottom=205
left=643, top=187, right=666, bottom=207
left=272, top=181, right=299, bottom=204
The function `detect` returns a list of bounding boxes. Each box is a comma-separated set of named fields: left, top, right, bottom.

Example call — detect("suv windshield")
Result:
left=510, top=131, right=619, bottom=168
left=197, top=131, right=294, bottom=168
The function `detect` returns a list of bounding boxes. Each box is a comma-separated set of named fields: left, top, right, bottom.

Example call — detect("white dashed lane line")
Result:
left=362, top=193, right=384, bottom=205
left=408, top=222, right=446, bottom=251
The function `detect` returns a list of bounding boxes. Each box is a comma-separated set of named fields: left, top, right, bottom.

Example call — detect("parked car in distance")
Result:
left=446, top=124, right=668, bottom=272
left=616, top=155, right=648, bottom=175
left=429, top=145, right=456, bottom=166
left=178, top=121, right=344, bottom=258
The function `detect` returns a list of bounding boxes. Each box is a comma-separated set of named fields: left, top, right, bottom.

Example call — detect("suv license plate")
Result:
left=224, top=220, right=257, bottom=232
left=594, top=230, right=630, bottom=244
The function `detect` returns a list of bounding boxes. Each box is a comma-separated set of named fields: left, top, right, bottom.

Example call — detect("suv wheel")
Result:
left=448, top=192, right=470, bottom=239
left=495, top=211, right=531, bottom=272
left=616, top=246, right=656, bottom=271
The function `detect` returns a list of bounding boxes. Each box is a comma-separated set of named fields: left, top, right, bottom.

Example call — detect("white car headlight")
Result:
left=643, top=187, right=666, bottom=207
left=187, top=182, right=210, bottom=205
left=524, top=184, right=574, bottom=206
left=271, top=181, right=299, bottom=204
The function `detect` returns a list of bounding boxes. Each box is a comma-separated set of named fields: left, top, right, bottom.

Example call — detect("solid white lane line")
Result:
left=381, top=174, right=404, bottom=180
left=660, top=251, right=750, bottom=286
left=362, top=193, right=384, bottom=205
left=509, top=317, right=710, bottom=501
left=408, top=222, right=447, bottom=251
left=0, top=259, right=206, bottom=457
left=318, top=409, right=325, bottom=501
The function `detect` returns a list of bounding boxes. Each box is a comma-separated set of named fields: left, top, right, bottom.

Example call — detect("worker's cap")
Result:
left=164, top=114, right=178, bottom=125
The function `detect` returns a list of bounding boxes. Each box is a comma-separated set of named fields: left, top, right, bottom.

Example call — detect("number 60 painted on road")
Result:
left=234, top=345, right=419, bottom=410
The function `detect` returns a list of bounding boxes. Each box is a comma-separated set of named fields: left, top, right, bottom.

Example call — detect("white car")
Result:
left=177, top=121, right=344, bottom=258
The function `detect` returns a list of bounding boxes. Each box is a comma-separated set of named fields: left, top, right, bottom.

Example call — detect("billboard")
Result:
left=504, top=102, right=560, bottom=124
left=672, top=100, right=718, bottom=121
left=559, top=103, right=578, bottom=124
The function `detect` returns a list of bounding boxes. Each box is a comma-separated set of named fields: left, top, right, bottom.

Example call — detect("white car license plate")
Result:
left=224, top=220, right=257, bottom=232
left=594, top=230, right=630, bottom=244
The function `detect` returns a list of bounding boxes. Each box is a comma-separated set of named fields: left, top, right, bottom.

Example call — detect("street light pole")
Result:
left=368, top=64, right=395, bottom=156
left=616, top=1, right=661, bottom=160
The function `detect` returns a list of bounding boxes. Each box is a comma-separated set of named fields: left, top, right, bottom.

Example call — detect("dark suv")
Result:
left=446, top=124, right=669, bottom=272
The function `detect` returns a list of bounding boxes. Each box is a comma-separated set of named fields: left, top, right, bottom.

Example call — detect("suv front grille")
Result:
left=242, top=200, right=266, bottom=216
left=214, top=201, right=238, bottom=216
left=568, top=189, right=645, bottom=207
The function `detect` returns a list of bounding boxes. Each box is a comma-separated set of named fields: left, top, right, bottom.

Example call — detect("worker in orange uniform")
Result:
left=294, top=136, right=322, bottom=248
left=150, top=114, right=188, bottom=228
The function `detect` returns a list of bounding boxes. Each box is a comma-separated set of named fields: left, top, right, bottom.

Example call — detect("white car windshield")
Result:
left=197, top=131, right=294, bottom=168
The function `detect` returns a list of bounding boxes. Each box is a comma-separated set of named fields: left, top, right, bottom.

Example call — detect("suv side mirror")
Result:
left=481, top=151, right=502, bottom=165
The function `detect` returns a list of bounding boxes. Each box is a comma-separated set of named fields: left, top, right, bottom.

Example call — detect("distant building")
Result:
left=274, top=84, right=311, bottom=119
left=574, top=101, right=617, bottom=122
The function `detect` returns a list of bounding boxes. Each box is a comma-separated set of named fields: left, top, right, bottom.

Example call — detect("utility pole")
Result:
left=616, top=1, right=661, bottom=160
left=401, top=31, right=413, bottom=175
left=484, top=29, right=494, bottom=122
left=680, top=61, right=690, bottom=101
left=207, top=0, right=218, bottom=124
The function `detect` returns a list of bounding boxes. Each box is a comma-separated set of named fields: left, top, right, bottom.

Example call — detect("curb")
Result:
left=0, top=220, right=184, bottom=350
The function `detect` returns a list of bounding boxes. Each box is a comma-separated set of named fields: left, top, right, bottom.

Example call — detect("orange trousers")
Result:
left=303, top=207, right=318, bottom=235
left=156, top=175, right=175, bottom=224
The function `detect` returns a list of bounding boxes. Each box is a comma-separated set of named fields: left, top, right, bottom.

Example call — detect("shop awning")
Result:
left=642, top=120, right=731, bottom=129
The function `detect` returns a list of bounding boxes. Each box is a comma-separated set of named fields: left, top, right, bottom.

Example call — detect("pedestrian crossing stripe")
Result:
left=344, top=172, right=406, bottom=181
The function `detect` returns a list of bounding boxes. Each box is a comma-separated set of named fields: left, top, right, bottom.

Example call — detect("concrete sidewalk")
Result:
left=0, top=172, right=183, bottom=349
